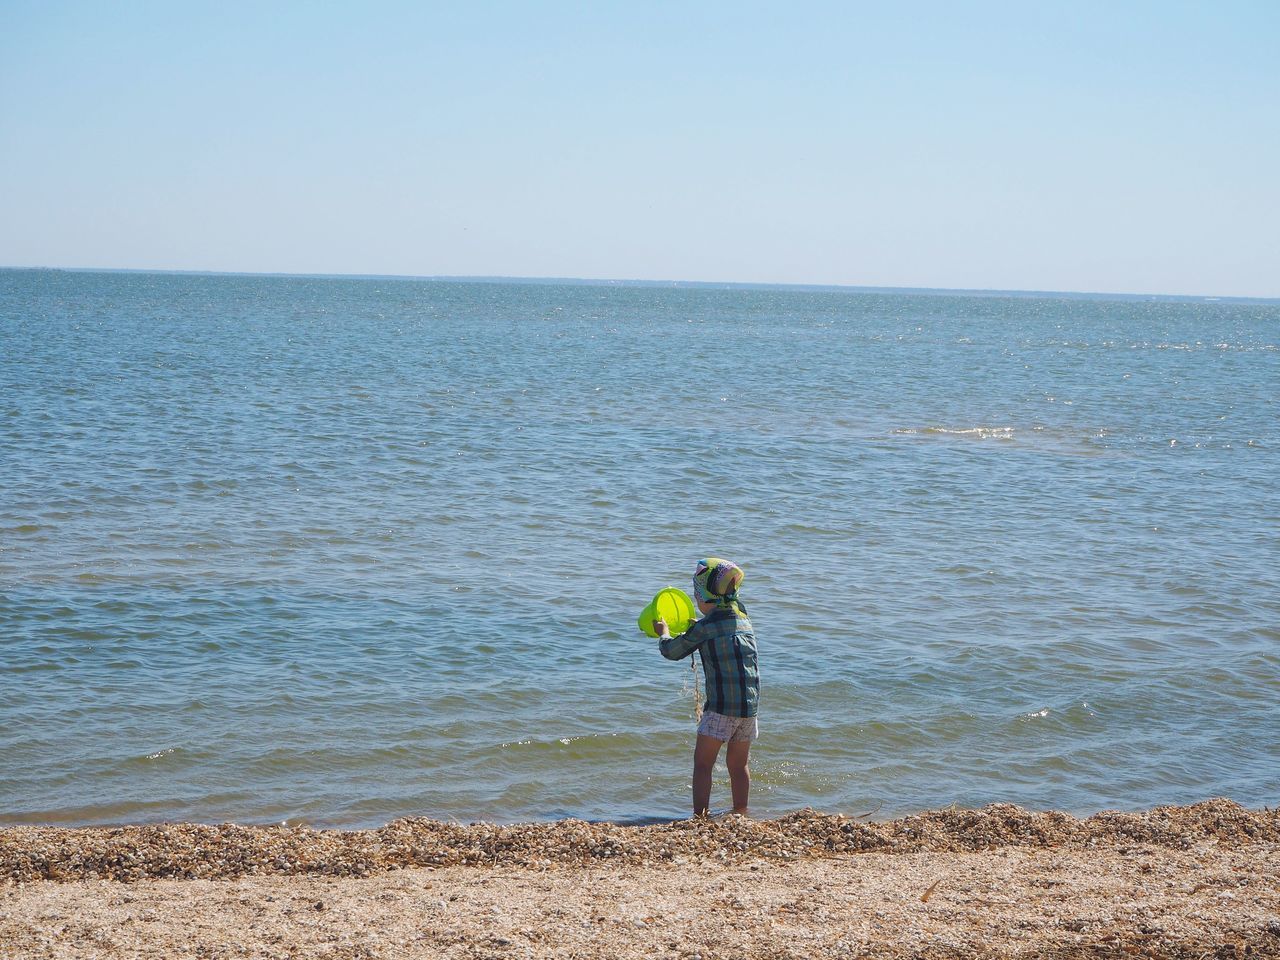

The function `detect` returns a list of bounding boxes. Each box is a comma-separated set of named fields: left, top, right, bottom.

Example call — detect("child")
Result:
left=653, top=557, right=759, bottom=818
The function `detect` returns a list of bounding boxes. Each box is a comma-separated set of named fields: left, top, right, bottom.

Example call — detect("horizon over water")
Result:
left=1, top=268, right=1277, bottom=828
left=7, top=265, right=1280, bottom=304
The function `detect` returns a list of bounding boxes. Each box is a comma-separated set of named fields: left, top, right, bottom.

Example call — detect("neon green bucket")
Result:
left=638, top=587, right=696, bottom=638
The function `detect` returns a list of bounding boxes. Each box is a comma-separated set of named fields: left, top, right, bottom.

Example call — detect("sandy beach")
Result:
left=3, top=800, right=1278, bottom=959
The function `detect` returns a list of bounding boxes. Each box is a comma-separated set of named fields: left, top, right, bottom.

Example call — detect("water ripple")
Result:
left=1, top=271, right=1277, bottom=825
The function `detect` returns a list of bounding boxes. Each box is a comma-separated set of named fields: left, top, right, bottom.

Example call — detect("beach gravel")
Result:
left=1, top=799, right=1277, bottom=958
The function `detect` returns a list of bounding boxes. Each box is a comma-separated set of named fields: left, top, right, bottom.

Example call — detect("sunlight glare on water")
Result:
left=1, top=270, right=1277, bottom=826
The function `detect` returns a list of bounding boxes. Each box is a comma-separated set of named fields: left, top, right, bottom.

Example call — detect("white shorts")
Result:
left=697, top=710, right=759, bottom=743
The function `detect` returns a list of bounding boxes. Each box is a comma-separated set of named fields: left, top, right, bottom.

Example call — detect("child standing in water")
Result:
left=653, top=557, right=759, bottom=818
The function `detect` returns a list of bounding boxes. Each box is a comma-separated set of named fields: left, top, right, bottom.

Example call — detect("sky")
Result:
left=1, top=1, right=1277, bottom=297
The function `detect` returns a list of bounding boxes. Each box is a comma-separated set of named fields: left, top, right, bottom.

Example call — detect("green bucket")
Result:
left=638, top=587, right=696, bottom=638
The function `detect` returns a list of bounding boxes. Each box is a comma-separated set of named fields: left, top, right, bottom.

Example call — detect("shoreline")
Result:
left=3, top=798, right=1278, bottom=883
left=4, top=800, right=1277, bottom=959
left=2, top=798, right=1280, bottom=885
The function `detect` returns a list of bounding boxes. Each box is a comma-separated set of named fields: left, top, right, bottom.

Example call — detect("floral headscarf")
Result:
left=692, top=557, right=745, bottom=613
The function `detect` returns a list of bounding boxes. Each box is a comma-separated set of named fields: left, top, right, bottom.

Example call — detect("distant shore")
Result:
left=3, top=800, right=1277, bottom=958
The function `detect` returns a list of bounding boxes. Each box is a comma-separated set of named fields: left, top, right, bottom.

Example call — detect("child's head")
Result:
left=692, top=557, right=745, bottom=613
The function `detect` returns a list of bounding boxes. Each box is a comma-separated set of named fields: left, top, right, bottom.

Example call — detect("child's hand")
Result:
left=653, top=618, right=670, bottom=638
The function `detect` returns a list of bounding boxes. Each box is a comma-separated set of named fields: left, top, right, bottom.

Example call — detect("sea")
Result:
left=1, top=268, right=1276, bottom=828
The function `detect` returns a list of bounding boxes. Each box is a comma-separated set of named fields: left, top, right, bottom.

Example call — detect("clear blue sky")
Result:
left=2, top=1, right=1277, bottom=296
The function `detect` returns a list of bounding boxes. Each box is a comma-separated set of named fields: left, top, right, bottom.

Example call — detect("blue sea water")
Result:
left=1, top=269, right=1277, bottom=827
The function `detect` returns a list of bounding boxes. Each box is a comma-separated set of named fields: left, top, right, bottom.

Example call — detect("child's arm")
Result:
left=655, top=618, right=705, bottom=661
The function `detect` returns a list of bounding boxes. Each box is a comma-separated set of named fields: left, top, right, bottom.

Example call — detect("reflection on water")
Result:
left=1, top=270, right=1277, bottom=826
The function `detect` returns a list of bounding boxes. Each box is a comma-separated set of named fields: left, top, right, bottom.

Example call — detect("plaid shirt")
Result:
left=659, top=608, right=759, bottom=718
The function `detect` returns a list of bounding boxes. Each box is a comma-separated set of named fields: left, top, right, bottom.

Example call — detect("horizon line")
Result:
left=2, top=264, right=1276, bottom=305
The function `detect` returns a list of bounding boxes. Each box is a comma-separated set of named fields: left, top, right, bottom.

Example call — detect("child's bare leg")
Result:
left=726, top=739, right=751, bottom=813
left=692, top=734, right=723, bottom=817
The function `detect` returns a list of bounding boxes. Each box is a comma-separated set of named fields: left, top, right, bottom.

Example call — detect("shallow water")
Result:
left=1, top=270, right=1277, bottom=826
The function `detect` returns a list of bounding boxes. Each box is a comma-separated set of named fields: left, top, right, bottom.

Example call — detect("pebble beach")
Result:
left=4, top=800, right=1278, bottom=958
